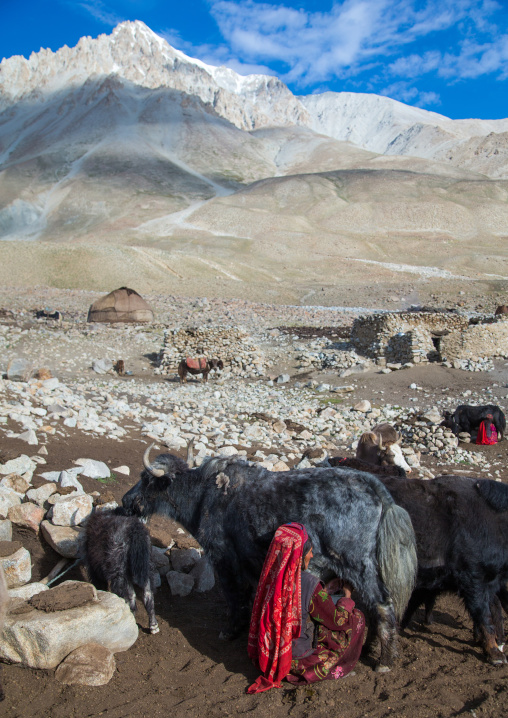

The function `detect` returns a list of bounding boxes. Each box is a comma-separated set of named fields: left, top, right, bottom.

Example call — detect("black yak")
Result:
left=122, top=445, right=417, bottom=671
left=325, top=456, right=508, bottom=664
left=80, top=507, right=159, bottom=634
left=442, top=404, right=506, bottom=441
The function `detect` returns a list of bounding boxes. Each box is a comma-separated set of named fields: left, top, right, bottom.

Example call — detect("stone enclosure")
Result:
left=155, top=325, right=265, bottom=379
left=351, top=310, right=508, bottom=366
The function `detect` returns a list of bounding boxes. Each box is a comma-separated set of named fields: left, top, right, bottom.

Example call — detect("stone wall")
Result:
left=441, top=317, right=508, bottom=362
left=155, top=326, right=265, bottom=378
left=351, top=311, right=508, bottom=364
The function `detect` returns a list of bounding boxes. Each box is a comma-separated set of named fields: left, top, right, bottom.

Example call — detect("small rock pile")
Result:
left=295, top=337, right=373, bottom=373
left=451, top=357, right=495, bottom=372
left=156, top=325, right=265, bottom=378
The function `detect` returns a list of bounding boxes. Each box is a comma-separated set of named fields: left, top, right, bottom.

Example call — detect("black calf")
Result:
left=80, top=507, right=159, bottom=634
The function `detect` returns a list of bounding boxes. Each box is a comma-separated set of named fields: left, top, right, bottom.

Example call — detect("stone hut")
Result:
left=87, top=288, right=153, bottom=324
left=156, top=325, right=265, bottom=378
left=351, top=309, right=508, bottom=365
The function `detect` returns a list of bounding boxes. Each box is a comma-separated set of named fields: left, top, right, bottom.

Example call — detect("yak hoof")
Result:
left=150, top=625, right=160, bottom=634
left=375, top=664, right=391, bottom=673
left=489, top=653, right=507, bottom=666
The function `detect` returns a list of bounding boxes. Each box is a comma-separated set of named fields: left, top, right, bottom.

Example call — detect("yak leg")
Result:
left=463, top=585, right=507, bottom=665
left=496, top=585, right=508, bottom=618
left=490, top=595, right=504, bottom=648
left=111, top=576, right=137, bottom=613
left=143, top=578, right=159, bottom=634
left=375, top=602, right=398, bottom=672
left=215, top=555, right=250, bottom=640
left=401, top=588, right=438, bottom=628
left=362, top=601, right=398, bottom=672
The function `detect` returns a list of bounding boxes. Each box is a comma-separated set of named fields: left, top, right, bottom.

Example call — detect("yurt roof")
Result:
left=87, top=287, right=154, bottom=323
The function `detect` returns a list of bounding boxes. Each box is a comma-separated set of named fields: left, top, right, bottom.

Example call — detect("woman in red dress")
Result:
left=247, top=523, right=365, bottom=693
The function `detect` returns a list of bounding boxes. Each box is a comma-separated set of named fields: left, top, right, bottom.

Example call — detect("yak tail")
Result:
left=377, top=502, right=418, bottom=622
left=357, top=472, right=417, bottom=622
left=128, top=530, right=152, bottom=587
left=475, top=479, right=508, bottom=513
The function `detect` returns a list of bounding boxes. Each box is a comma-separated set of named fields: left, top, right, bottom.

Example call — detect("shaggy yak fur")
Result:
left=177, top=358, right=224, bottom=384
left=0, top=565, right=7, bottom=701
left=442, top=404, right=506, bottom=440
left=322, top=457, right=508, bottom=664
left=80, top=507, right=159, bottom=634
left=123, top=449, right=418, bottom=670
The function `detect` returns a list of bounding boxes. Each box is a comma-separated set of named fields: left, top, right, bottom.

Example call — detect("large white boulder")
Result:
left=51, top=494, right=93, bottom=527
left=26, top=482, right=58, bottom=506
left=0, top=581, right=138, bottom=668
left=0, top=455, right=36, bottom=479
left=74, top=459, right=110, bottom=479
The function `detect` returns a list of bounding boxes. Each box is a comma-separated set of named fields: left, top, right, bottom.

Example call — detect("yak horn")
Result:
left=143, top=443, right=165, bottom=477
left=187, top=439, right=194, bottom=468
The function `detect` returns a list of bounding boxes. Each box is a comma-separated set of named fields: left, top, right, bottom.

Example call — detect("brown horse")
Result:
left=177, top=357, right=223, bottom=383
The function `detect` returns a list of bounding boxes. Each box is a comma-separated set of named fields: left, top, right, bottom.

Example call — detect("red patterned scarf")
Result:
left=246, top=523, right=308, bottom=694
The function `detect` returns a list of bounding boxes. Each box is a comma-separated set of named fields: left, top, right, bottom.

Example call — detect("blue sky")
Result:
left=2, top=0, right=507, bottom=119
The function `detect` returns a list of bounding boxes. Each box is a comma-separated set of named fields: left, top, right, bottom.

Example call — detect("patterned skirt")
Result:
left=286, top=608, right=365, bottom=684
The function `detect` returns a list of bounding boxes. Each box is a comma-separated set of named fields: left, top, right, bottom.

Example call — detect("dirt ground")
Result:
left=2, top=362, right=508, bottom=718
left=2, top=291, right=508, bottom=717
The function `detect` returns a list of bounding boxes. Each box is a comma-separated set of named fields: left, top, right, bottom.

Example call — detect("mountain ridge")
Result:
left=0, top=20, right=507, bottom=305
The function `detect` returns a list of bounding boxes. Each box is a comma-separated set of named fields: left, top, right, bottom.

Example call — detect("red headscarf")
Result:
left=246, top=522, right=309, bottom=694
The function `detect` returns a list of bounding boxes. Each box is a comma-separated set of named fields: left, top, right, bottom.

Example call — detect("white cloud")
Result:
left=195, top=0, right=508, bottom=88
left=74, top=0, right=124, bottom=27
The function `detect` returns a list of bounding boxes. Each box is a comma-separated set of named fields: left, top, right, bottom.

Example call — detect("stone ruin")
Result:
left=155, top=325, right=265, bottom=379
left=350, top=309, right=508, bottom=366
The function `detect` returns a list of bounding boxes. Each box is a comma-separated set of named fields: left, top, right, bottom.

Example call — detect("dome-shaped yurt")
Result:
left=87, top=287, right=154, bottom=323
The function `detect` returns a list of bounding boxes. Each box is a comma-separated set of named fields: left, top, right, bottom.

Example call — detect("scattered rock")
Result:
left=7, top=503, right=45, bottom=534
left=6, top=358, right=33, bottom=382
left=189, top=557, right=215, bottom=592
left=40, top=521, right=82, bottom=558
left=51, top=494, right=93, bottom=527
left=0, top=543, right=31, bottom=588
left=354, top=400, right=371, bottom=412
left=55, top=643, right=116, bottom=686
left=166, top=570, right=195, bottom=597
left=0, top=474, right=30, bottom=495
left=26, top=482, right=58, bottom=506
left=170, top=547, right=201, bottom=573
left=0, top=519, right=12, bottom=541
left=74, top=459, right=110, bottom=480
left=0, top=488, right=22, bottom=519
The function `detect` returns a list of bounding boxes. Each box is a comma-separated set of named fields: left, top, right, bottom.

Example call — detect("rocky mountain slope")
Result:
left=0, top=20, right=507, bottom=303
